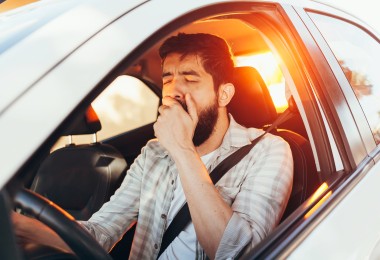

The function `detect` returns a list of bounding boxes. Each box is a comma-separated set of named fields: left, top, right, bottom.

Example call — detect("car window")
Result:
left=309, top=12, right=380, bottom=144
left=52, top=75, right=159, bottom=150
left=92, top=75, right=159, bottom=140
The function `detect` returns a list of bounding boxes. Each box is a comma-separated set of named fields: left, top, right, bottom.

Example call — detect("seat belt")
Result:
left=157, top=108, right=295, bottom=258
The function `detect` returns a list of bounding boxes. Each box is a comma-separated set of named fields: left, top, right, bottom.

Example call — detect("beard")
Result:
left=178, top=98, right=219, bottom=147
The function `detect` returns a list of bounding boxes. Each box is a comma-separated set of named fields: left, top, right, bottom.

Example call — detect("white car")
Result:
left=1, top=0, right=379, bottom=259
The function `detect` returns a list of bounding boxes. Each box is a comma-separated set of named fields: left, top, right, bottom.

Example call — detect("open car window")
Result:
left=52, top=76, right=159, bottom=150
left=92, top=76, right=159, bottom=141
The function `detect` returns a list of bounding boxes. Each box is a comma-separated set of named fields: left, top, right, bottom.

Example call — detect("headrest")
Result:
left=227, top=66, right=277, bottom=128
left=63, top=105, right=102, bottom=135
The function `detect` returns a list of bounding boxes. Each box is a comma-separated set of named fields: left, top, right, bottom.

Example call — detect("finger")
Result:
left=11, top=211, right=19, bottom=226
left=185, top=93, right=198, bottom=123
left=162, top=96, right=188, bottom=112
left=153, top=121, right=158, bottom=138
left=158, top=104, right=175, bottom=115
left=158, top=105, right=167, bottom=115
left=162, top=96, right=180, bottom=107
left=11, top=211, right=28, bottom=225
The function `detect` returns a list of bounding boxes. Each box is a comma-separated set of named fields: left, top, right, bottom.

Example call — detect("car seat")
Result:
left=228, top=66, right=321, bottom=221
left=30, top=106, right=128, bottom=220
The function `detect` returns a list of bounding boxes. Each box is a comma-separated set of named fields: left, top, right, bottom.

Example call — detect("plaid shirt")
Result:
left=80, top=115, right=293, bottom=259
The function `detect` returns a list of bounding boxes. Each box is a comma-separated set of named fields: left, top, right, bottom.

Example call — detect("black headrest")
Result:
left=228, top=66, right=277, bottom=128
left=63, top=105, right=102, bottom=135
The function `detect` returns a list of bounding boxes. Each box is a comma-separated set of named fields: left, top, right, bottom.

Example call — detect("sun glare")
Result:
left=304, top=182, right=332, bottom=219
left=235, top=52, right=288, bottom=112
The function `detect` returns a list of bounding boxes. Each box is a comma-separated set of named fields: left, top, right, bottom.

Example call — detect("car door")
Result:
left=283, top=6, right=380, bottom=259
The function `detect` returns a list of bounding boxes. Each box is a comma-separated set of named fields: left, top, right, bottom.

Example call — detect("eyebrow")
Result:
left=162, top=71, right=172, bottom=78
left=162, top=69, right=201, bottom=78
left=180, top=70, right=200, bottom=77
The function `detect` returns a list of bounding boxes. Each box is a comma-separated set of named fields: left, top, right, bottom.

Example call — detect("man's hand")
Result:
left=12, top=211, right=43, bottom=246
left=153, top=94, right=198, bottom=157
left=11, top=211, right=72, bottom=252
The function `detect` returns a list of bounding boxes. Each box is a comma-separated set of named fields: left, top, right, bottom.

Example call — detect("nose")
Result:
left=163, top=78, right=184, bottom=102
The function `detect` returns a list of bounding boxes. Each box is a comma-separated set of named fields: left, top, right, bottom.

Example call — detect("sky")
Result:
left=317, top=0, right=380, bottom=34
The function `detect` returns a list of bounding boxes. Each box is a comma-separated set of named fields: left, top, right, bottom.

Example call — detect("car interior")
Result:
left=7, top=8, right=329, bottom=260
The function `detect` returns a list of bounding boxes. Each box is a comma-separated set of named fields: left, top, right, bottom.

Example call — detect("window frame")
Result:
left=306, top=10, right=380, bottom=148
left=299, top=7, right=378, bottom=160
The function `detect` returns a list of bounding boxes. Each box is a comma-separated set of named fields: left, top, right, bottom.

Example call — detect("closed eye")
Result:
left=184, top=75, right=199, bottom=83
left=185, top=78, right=198, bottom=83
left=162, top=74, right=173, bottom=85
left=163, top=79, right=172, bottom=85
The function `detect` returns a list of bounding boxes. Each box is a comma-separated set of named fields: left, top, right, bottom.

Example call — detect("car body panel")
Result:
left=0, top=0, right=146, bottom=114
left=288, top=156, right=379, bottom=259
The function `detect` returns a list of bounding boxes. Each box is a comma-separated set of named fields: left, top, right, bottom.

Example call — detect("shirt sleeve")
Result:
left=78, top=145, right=148, bottom=252
left=215, top=135, right=294, bottom=259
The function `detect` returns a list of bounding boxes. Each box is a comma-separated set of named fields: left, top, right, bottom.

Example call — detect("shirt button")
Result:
left=171, top=180, right=174, bottom=185
left=161, top=214, right=167, bottom=219
left=154, top=244, right=158, bottom=249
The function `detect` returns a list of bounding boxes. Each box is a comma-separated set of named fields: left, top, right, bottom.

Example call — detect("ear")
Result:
left=218, top=83, right=235, bottom=107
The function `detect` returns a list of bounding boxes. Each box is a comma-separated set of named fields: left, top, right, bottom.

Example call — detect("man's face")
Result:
left=162, top=53, right=219, bottom=146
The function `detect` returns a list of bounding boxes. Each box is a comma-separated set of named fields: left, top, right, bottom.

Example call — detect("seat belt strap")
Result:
left=157, top=108, right=294, bottom=258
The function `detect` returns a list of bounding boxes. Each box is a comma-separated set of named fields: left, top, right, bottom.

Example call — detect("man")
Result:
left=13, top=33, right=293, bottom=259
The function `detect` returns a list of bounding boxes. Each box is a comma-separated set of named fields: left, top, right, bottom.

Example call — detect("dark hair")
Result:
left=159, top=33, right=234, bottom=91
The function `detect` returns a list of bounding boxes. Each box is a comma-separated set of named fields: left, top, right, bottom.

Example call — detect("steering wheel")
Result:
left=14, top=188, right=112, bottom=260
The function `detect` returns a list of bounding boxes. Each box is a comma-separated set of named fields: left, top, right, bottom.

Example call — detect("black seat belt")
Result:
left=157, top=108, right=295, bottom=258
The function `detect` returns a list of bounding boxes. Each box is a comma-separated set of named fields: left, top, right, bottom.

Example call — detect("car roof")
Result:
left=0, top=0, right=147, bottom=115
left=0, top=0, right=80, bottom=55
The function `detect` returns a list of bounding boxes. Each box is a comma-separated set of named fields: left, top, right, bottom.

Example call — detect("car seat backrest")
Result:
left=228, top=66, right=321, bottom=221
left=228, top=66, right=277, bottom=129
left=31, top=106, right=128, bottom=220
